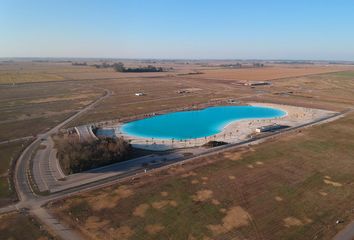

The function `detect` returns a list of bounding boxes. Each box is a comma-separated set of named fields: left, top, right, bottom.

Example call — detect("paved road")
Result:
left=15, top=88, right=112, bottom=200
left=11, top=87, right=112, bottom=240
left=32, top=137, right=63, bottom=192
left=334, top=222, right=354, bottom=240
left=2, top=84, right=353, bottom=240
left=32, top=108, right=352, bottom=203
left=75, top=125, right=97, bottom=142
left=31, top=207, right=83, bottom=240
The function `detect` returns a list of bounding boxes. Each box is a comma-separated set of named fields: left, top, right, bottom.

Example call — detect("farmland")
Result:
left=3, top=1, right=354, bottom=240
left=186, top=64, right=354, bottom=81
left=0, top=60, right=354, bottom=239
left=50, top=112, right=354, bottom=240
left=0, top=140, right=29, bottom=207
left=0, top=212, right=55, bottom=240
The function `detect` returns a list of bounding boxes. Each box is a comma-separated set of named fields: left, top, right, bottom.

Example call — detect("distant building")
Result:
left=244, top=81, right=271, bottom=86
left=255, top=124, right=283, bottom=133
left=177, top=90, right=189, bottom=94
left=227, top=99, right=239, bottom=104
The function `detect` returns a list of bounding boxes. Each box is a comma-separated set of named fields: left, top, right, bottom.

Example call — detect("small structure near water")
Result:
left=255, top=124, right=286, bottom=133
left=244, top=81, right=271, bottom=86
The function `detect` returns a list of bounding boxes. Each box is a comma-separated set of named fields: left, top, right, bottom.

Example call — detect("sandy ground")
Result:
left=106, top=103, right=336, bottom=151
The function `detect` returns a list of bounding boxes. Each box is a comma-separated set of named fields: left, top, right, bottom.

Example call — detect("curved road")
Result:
left=2, top=83, right=353, bottom=240
left=13, top=87, right=112, bottom=240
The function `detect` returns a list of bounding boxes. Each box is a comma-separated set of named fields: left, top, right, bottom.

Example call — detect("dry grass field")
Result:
left=0, top=61, right=180, bottom=84
left=49, top=113, right=354, bottom=240
left=184, top=64, right=354, bottom=81
left=69, top=70, right=354, bottom=126
left=1, top=61, right=352, bottom=84
left=1, top=60, right=354, bottom=239
left=0, top=140, right=29, bottom=206
left=0, top=212, right=55, bottom=240
left=0, top=81, right=102, bottom=141
left=243, top=71, right=354, bottom=111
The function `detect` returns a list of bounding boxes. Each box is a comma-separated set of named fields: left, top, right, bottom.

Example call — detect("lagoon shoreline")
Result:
left=98, top=103, right=335, bottom=150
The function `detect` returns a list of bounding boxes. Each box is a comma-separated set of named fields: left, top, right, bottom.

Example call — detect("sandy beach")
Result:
left=108, top=103, right=336, bottom=150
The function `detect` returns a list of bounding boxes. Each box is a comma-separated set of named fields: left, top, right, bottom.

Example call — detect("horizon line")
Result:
left=1, top=57, right=354, bottom=63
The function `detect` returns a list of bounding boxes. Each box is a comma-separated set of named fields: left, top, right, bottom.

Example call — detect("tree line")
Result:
left=113, top=62, right=164, bottom=72
left=57, top=137, right=131, bottom=174
left=92, top=62, right=164, bottom=72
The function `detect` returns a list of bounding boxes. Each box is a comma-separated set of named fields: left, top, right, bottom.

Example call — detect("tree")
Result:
left=113, top=62, right=125, bottom=72
left=56, top=137, right=131, bottom=174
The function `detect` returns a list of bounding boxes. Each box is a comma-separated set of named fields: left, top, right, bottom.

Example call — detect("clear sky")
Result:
left=1, top=0, right=354, bottom=60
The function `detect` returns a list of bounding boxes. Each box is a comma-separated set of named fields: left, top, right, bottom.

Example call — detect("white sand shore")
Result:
left=110, top=103, right=336, bottom=151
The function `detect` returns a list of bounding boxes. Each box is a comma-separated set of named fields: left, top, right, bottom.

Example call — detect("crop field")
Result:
left=69, top=70, right=354, bottom=126
left=0, top=76, right=103, bottom=205
left=1, top=62, right=353, bottom=133
left=50, top=113, right=354, bottom=240
left=0, top=212, right=55, bottom=240
left=185, top=64, right=354, bottom=81
left=0, top=81, right=102, bottom=141
left=67, top=77, right=241, bottom=126
left=241, top=71, right=354, bottom=112
left=0, top=61, right=183, bottom=84
left=1, top=61, right=353, bottom=85
left=1, top=61, right=354, bottom=239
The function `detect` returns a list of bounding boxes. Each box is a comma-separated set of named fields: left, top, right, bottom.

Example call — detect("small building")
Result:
left=177, top=90, right=189, bottom=94
left=255, top=124, right=283, bottom=133
left=244, top=81, right=271, bottom=86
left=135, top=92, right=145, bottom=96
left=227, top=99, right=239, bottom=104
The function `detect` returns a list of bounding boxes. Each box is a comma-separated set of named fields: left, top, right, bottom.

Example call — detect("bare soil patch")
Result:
left=160, top=191, right=169, bottom=197
left=283, top=217, right=303, bottom=227
left=275, top=196, right=283, bottom=202
left=109, top=226, right=134, bottom=239
left=151, top=200, right=178, bottom=209
left=323, top=179, right=343, bottom=187
left=208, top=206, right=251, bottom=235
left=88, top=185, right=133, bottom=211
left=192, top=190, right=213, bottom=202
left=133, top=203, right=150, bottom=217
left=144, top=224, right=165, bottom=234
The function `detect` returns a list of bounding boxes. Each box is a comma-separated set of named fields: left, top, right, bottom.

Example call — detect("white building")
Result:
left=255, top=124, right=283, bottom=133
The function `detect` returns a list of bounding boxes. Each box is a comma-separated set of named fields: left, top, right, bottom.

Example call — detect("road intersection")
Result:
left=0, top=85, right=353, bottom=240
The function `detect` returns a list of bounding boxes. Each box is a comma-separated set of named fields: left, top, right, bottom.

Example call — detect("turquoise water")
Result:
left=121, top=106, right=286, bottom=140
left=96, top=128, right=115, bottom=137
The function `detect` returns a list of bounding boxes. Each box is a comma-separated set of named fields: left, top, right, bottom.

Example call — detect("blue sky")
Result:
left=1, top=0, right=354, bottom=60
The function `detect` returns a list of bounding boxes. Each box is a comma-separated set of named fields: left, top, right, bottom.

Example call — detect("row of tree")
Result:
left=57, top=138, right=131, bottom=174
left=113, top=62, right=164, bottom=72
left=72, top=62, right=87, bottom=66
left=220, top=63, right=264, bottom=68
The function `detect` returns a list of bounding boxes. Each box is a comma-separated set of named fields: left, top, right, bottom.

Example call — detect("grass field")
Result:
left=0, top=61, right=173, bottom=84
left=0, top=212, right=55, bottom=240
left=0, top=81, right=102, bottom=141
left=1, top=61, right=352, bottom=84
left=0, top=140, right=29, bottom=207
left=185, top=65, right=354, bottom=81
left=1, top=61, right=354, bottom=239
left=50, top=113, right=354, bottom=239
left=69, top=70, right=354, bottom=126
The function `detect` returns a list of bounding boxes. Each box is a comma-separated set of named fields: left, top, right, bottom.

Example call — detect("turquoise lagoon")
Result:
left=121, top=106, right=286, bottom=140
